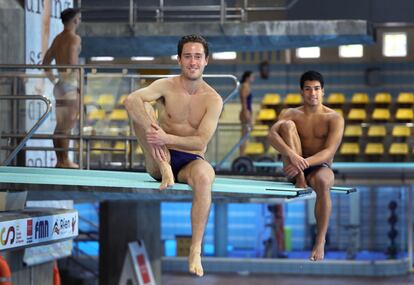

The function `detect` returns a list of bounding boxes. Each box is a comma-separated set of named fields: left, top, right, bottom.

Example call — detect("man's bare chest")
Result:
left=160, top=95, right=205, bottom=127
left=294, top=117, right=329, bottom=139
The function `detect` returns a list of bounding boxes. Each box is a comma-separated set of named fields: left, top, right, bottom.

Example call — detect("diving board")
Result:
left=0, top=167, right=312, bottom=202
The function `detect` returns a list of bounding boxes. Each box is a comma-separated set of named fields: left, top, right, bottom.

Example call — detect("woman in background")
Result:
left=239, top=71, right=254, bottom=155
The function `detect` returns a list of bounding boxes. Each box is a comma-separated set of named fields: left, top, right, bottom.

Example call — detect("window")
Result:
left=339, top=44, right=363, bottom=58
left=296, top=47, right=320, bottom=59
left=212, top=52, right=237, bottom=60
left=383, top=33, right=407, bottom=57
left=131, top=56, right=154, bottom=61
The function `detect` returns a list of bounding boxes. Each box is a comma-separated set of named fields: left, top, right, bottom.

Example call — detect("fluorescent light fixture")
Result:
left=171, top=55, right=178, bottom=60
left=296, top=47, right=320, bottom=59
left=90, top=56, right=114, bottom=61
left=383, top=32, right=407, bottom=57
left=131, top=56, right=155, bottom=61
left=212, top=52, right=237, bottom=60
left=339, top=44, right=363, bottom=58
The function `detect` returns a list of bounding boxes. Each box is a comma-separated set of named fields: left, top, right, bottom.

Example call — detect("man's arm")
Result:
left=305, top=114, right=344, bottom=166
left=42, top=40, right=57, bottom=84
left=148, top=95, right=223, bottom=152
left=124, top=79, right=167, bottom=127
left=67, top=35, right=81, bottom=65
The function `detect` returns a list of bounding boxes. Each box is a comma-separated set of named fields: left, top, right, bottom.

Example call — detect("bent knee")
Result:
left=190, top=167, right=215, bottom=187
left=279, top=120, right=297, bottom=135
left=312, top=177, right=333, bottom=192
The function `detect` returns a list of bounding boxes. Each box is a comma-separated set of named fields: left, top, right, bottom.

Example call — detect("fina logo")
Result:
left=0, top=227, right=15, bottom=245
left=35, top=220, right=49, bottom=239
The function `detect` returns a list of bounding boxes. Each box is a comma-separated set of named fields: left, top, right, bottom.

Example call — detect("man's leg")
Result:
left=277, top=120, right=306, bottom=187
left=130, top=102, right=174, bottom=190
left=54, top=95, right=79, bottom=168
left=306, top=167, right=334, bottom=261
left=177, top=159, right=214, bottom=277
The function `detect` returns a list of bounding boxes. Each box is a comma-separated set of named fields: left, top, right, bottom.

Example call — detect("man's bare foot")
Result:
left=55, top=160, right=79, bottom=169
left=294, top=172, right=307, bottom=188
left=159, top=163, right=174, bottom=190
left=310, top=240, right=325, bottom=261
left=188, top=246, right=203, bottom=277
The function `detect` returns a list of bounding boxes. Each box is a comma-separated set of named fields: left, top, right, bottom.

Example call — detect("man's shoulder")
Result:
left=203, top=83, right=222, bottom=102
left=280, top=107, right=301, bottom=116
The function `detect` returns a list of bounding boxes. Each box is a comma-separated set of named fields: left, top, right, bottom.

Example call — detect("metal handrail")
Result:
left=0, top=95, right=52, bottom=166
left=215, top=124, right=252, bottom=171
left=77, top=0, right=301, bottom=23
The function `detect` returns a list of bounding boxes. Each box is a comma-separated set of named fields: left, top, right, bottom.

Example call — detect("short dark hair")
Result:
left=61, top=8, right=80, bottom=25
left=300, top=70, right=324, bottom=89
left=240, top=71, right=253, bottom=83
left=177, top=35, right=209, bottom=58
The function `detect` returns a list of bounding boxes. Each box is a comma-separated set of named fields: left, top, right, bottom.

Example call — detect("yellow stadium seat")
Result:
left=83, top=95, right=94, bottom=105
left=344, top=125, right=363, bottom=137
left=395, top=108, right=414, bottom=121
left=374, top=92, right=392, bottom=105
left=113, top=141, right=127, bottom=153
left=397, top=92, right=414, bottom=105
left=135, top=145, right=143, bottom=155
left=392, top=125, right=411, bottom=137
left=351, top=93, right=369, bottom=105
left=117, top=94, right=128, bottom=106
left=256, top=109, right=277, bottom=122
left=262, top=93, right=281, bottom=106
left=333, top=109, right=344, bottom=117
left=389, top=143, right=409, bottom=155
left=250, top=125, right=269, bottom=137
left=267, top=146, right=279, bottom=155
left=109, top=109, right=129, bottom=121
left=365, top=143, right=384, bottom=155
left=91, top=141, right=111, bottom=154
left=88, top=109, right=106, bottom=121
left=327, top=93, right=345, bottom=105
left=97, top=94, right=115, bottom=107
left=339, top=143, right=360, bottom=155
left=367, top=125, right=387, bottom=137
left=347, top=109, right=367, bottom=121
left=284, top=93, right=302, bottom=105
left=245, top=142, right=265, bottom=155
left=371, top=108, right=391, bottom=121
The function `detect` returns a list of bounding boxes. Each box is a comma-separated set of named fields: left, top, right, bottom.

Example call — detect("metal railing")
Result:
left=0, top=95, right=52, bottom=166
left=0, top=64, right=240, bottom=169
left=77, top=0, right=301, bottom=24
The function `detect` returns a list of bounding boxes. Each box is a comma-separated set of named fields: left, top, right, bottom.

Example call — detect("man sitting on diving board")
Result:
left=124, top=35, right=223, bottom=277
left=268, top=70, right=344, bottom=261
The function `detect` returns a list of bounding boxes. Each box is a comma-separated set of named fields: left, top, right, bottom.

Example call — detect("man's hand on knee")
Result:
left=283, top=164, right=300, bottom=178
left=151, top=144, right=167, bottom=161
left=146, top=123, right=170, bottom=146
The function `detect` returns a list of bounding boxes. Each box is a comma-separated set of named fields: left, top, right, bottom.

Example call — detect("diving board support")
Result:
left=214, top=202, right=228, bottom=257
left=100, top=200, right=161, bottom=285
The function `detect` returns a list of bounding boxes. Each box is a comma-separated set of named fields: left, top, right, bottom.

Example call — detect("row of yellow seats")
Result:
left=344, top=108, right=414, bottom=121
left=344, top=125, right=411, bottom=138
left=244, top=142, right=279, bottom=156
left=340, top=142, right=411, bottom=155
left=256, top=107, right=414, bottom=122
left=89, top=141, right=143, bottom=155
left=84, top=94, right=127, bottom=107
left=87, top=109, right=129, bottom=121
left=262, top=92, right=414, bottom=106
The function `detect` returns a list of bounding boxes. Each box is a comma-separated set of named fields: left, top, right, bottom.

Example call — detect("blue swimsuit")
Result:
left=169, top=149, right=203, bottom=180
